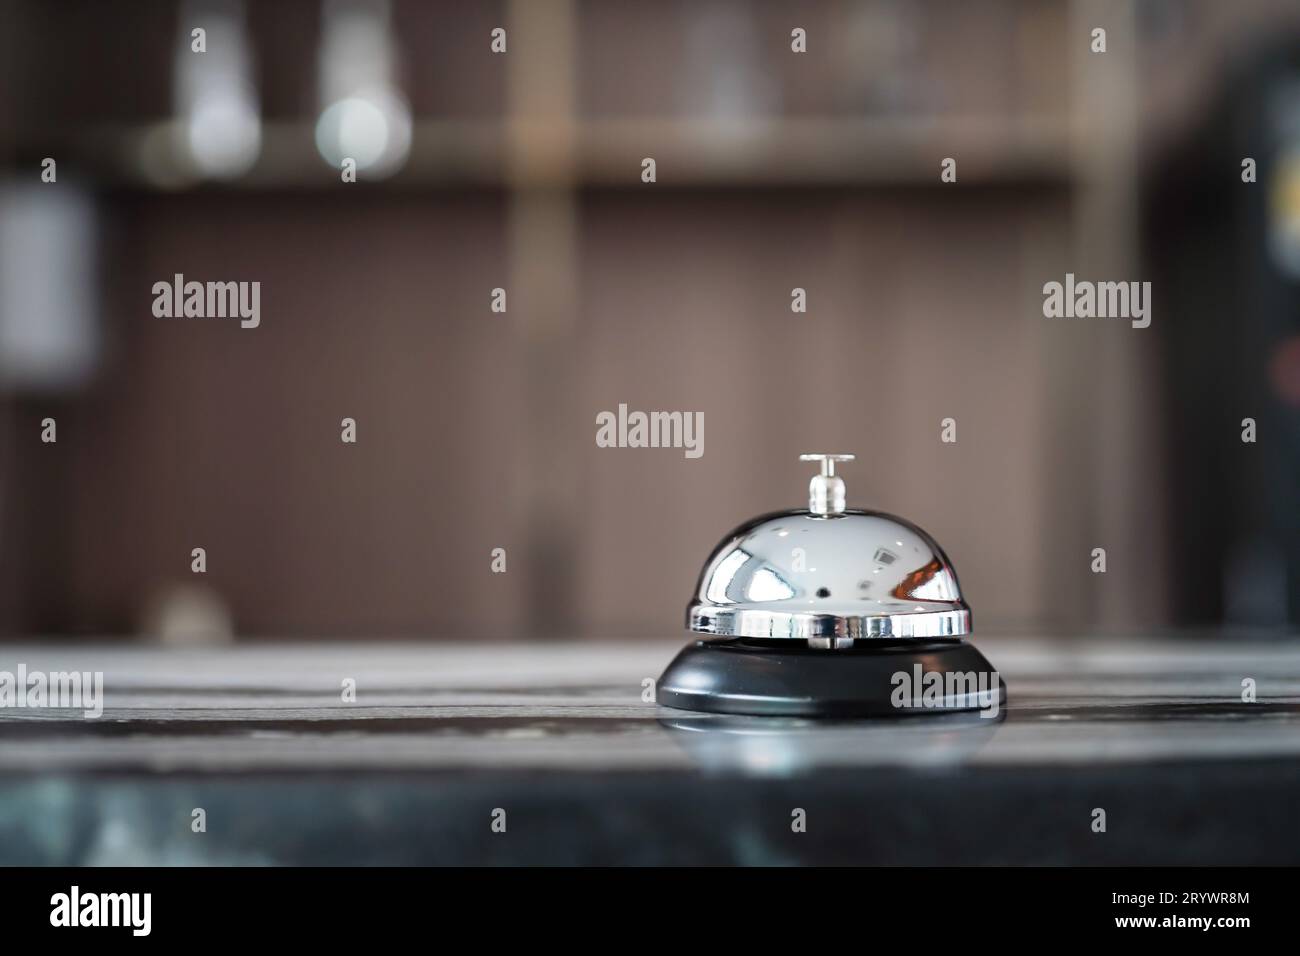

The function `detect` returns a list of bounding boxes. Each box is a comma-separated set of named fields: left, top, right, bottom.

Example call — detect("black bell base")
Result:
left=657, top=638, right=1006, bottom=718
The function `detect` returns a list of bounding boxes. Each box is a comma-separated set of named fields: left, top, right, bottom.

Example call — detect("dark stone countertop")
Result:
left=1, top=638, right=1297, bottom=865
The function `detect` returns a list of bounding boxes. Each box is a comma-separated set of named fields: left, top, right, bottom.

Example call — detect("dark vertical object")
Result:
left=1150, top=37, right=1300, bottom=629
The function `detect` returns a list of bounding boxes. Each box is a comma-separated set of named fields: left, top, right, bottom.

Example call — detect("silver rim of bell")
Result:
left=686, top=602, right=973, bottom=642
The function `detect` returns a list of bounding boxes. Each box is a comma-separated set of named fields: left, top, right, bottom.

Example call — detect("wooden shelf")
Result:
left=18, top=115, right=1073, bottom=191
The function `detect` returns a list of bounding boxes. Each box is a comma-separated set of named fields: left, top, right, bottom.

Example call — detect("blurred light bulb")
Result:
left=175, top=0, right=261, bottom=180
left=315, top=89, right=411, bottom=175
left=187, top=93, right=261, bottom=177
left=315, top=0, right=411, bottom=179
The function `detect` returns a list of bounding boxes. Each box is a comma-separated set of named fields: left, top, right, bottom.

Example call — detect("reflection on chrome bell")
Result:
left=656, top=454, right=1007, bottom=717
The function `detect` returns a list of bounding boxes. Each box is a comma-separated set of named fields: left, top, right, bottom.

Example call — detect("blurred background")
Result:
left=1, top=0, right=1298, bottom=644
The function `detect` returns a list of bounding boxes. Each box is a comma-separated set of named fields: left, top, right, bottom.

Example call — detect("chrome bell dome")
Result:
left=686, top=454, right=972, bottom=648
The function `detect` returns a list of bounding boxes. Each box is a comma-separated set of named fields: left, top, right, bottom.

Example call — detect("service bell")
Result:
left=657, top=454, right=1006, bottom=717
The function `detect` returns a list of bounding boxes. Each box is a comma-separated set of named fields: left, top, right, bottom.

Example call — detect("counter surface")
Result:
left=1, top=638, right=1296, bottom=864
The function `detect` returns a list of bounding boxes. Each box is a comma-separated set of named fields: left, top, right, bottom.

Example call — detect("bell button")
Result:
left=799, top=452, right=854, bottom=516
